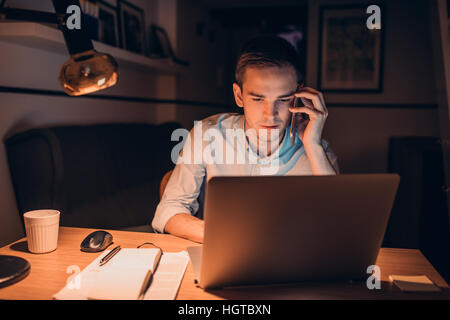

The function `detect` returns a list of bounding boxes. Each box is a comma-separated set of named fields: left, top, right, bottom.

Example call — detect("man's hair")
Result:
left=235, top=35, right=303, bottom=88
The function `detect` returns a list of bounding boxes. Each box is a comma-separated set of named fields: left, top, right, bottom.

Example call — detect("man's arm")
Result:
left=165, top=213, right=204, bottom=243
left=152, top=122, right=207, bottom=240
left=304, top=143, right=337, bottom=175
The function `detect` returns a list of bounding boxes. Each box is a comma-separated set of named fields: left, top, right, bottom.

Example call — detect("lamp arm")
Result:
left=0, top=1, right=94, bottom=56
left=0, top=1, right=118, bottom=96
left=51, top=0, right=93, bottom=55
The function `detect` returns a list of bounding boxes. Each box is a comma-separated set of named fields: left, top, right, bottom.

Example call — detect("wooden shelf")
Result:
left=0, top=22, right=187, bottom=75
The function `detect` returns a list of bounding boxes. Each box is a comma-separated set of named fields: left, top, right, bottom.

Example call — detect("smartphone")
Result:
left=289, top=96, right=309, bottom=146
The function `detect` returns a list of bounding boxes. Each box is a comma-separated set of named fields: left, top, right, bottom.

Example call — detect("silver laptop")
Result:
left=188, top=174, right=400, bottom=289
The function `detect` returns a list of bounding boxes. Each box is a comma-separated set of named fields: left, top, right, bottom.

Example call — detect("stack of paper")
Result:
left=389, top=275, right=442, bottom=292
left=54, top=248, right=189, bottom=300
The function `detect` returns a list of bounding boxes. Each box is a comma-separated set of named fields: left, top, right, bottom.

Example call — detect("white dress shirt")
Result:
left=152, top=113, right=339, bottom=233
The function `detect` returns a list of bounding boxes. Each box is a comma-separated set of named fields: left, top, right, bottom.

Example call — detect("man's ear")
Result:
left=233, top=82, right=244, bottom=108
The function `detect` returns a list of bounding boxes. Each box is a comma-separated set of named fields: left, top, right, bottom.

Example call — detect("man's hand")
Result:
left=289, top=86, right=328, bottom=149
left=289, top=86, right=335, bottom=175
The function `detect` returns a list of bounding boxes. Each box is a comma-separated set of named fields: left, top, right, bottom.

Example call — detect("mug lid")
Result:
left=23, top=210, right=60, bottom=219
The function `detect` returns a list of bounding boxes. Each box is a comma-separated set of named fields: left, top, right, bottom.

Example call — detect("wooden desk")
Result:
left=0, top=227, right=449, bottom=300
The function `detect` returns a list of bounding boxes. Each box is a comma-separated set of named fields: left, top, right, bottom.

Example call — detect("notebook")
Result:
left=54, top=248, right=189, bottom=300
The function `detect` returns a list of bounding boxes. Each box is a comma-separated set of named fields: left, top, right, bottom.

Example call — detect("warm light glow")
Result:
left=59, top=49, right=119, bottom=96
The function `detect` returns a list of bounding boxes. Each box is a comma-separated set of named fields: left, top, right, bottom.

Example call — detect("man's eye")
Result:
left=252, top=98, right=263, bottom=102
left=280, top=98, right=292, bottom=103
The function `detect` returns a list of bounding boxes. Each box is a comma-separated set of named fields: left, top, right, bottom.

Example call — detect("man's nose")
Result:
left=263, top=101, right=278, bottom=120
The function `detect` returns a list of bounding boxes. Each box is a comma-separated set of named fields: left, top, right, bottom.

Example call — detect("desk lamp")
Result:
left=0, top=0, right=119, bottom=96
left=0, top=0, right=119, bottom=287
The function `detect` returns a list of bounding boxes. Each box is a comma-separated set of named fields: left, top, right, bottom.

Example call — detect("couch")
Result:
left=5, top=122, right=183, bottom=233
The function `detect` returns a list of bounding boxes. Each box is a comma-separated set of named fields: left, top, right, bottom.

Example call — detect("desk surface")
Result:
left=0, top=227, right=449, bottom=300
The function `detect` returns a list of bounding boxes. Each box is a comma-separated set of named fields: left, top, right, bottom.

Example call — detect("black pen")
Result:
left=99, top=245, right=121, bottom=266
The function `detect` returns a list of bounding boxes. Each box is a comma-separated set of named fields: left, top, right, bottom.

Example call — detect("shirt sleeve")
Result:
left=322, top=139, right=340, bottom=174
left=151, top=126, right=206, bottom=233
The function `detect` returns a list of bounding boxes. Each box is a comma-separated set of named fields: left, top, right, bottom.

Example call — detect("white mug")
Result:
left=23, top=209, right=60, bottom=254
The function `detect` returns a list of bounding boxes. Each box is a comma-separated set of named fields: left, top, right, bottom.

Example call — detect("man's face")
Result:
left=233, top=66, right=298, bottom=143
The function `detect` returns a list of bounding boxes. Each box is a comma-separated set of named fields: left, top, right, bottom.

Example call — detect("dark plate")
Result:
left=0, top=255, right=31, bottom=288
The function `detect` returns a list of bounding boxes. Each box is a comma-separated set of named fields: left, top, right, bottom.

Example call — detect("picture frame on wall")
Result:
left=148, top=25, right=174, bottom=59
left=97, top=0, right=120, bottom=47
left=318, top=5, right=384, bottom=92
left=118, top=0, right=146, bottom=54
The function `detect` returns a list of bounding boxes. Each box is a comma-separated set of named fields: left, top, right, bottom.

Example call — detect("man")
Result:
left=152, top=36, right=339, bottom=243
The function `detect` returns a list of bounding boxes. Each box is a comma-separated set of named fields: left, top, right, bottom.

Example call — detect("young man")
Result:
left=152, top=36, right=339, bottom=243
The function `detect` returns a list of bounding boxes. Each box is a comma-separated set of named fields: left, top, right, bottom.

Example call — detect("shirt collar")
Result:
left=236, top=115, right=292, bottom=163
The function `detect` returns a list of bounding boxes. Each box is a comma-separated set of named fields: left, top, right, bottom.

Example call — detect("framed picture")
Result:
left=147, top=25, right=189, bottom=66
left=118, top=0, right=146, bottom=54
left=97, top=0, right=120, bottom=47
left=148, top=25, right=173, bottom=59
left=318, top=5, right=385, bottom=92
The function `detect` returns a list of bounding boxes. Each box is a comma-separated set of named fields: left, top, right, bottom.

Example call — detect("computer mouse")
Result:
left=80, top=230, right=113, bottom=253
